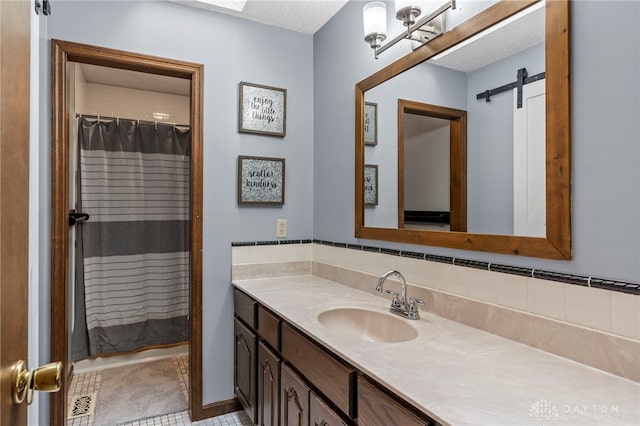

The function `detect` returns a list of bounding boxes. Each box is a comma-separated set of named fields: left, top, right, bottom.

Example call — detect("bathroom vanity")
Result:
left=232, top=275, right=640, bottom=426
left=234, top=283, right=428, bottom=426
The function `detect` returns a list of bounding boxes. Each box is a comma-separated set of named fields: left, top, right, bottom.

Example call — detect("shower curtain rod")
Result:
left=76, top=113, right=190, bottom=128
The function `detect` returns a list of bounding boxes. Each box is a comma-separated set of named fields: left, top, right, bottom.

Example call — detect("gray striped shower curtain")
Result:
left=74, top=117, right=191, bottom=357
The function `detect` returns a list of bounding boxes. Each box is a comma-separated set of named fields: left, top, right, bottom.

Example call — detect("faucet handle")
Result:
left=385, top=290, right=402, bottom=307
left=409, top=296, right=424, bottom=306
left=408, top=297, right=424, bottom=313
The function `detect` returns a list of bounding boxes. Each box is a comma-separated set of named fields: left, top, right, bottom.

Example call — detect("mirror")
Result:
left=355, top=0, right=571, bottom=259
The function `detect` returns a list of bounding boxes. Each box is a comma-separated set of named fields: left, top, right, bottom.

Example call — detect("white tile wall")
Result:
left=445, top=265, right=470, bottom=297
left=565, top=285, right=612, bottom=332
left=611, top=291, right=640, bottom=340
left=232, top=244, right=640, bottom=340
left=527, top=278, right=566, bottom=321
left=231, top=244, right=312, bottom=265
left=468, top=270, right=498, bottom=304
left=394, top=256, right=444, bottom=290
left=495, top=273, right=529, bottom=311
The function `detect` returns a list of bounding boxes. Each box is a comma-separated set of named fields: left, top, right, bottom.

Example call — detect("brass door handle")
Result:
left=12, top=360, right=63, bottom=404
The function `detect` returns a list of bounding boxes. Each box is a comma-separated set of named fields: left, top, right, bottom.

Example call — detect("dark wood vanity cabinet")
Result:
left=280, top=364, right=310, bottom=426
left=310, top=392, right=346, bottom=426
left=281, top=323, right=355, bottom=418
left=234, top=318, right=258, bottom=424
left=235, top=289, right=258, bottom=328
left=259, top=306, right=281, bottom=352
left=258, top=342, right=281, bottom=426
left=357, top=376, right=430, bottom=426
left=234, top=287, right=435, bottom=426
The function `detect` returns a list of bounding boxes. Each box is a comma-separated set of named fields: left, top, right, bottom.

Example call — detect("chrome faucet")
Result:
left=376, top=270, right=424, bottom=320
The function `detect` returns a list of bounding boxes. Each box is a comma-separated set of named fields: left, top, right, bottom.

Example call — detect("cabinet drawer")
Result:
left=259, top=305, right=281, bottom=351
left=235, top=288, right=257, bottom=329
left=281, top=323, right=355, bottom=418
left=357, top=376, right=430, bottom=426
left=310, top=392, right=346, bottom=426
left=281, top=364, right=310, bottom=426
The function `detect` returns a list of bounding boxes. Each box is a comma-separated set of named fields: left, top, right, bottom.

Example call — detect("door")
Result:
left=513, top=78, right=546, bottom=237
left=234, top=318, right=257, bottom=424
left=280, top=364, right=309, bottom=426
left=258, top=342, right=280, bottom=426
left=1, top=0, right=32, bottom=423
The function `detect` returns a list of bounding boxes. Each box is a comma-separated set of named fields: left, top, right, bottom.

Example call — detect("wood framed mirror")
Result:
left=355, top=0, right=570, bottom=260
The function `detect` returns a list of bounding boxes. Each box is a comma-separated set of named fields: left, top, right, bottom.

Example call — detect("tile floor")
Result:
left=121, top=410, right=252, bottom=426
left=67, top=355, right=251, bottom=426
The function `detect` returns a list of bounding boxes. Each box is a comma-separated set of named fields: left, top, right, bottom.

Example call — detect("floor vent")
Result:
left=68, top=392, right=97, bottom=419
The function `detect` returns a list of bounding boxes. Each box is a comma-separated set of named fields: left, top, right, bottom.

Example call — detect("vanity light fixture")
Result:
left=363, top=0, right=456, bottom=59
left=363, top=2, right=388, bottom=50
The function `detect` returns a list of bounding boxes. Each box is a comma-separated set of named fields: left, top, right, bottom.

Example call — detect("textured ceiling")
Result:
left=430, top=1, right=544, bottom=73
left=172, top=0, right=349, bottom=34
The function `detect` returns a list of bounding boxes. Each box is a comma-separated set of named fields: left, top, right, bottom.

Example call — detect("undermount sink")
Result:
left=317, top=307, right=418, bottom=343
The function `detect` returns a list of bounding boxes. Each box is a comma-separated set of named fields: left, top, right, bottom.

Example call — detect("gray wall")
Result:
left=44, top=0, right=314, bottom=404
left=466, top=42, right=545, bottom=235
left=313, top=0, right=640, bottom=283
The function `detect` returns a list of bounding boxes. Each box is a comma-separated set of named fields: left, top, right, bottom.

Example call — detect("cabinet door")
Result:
left=281, top=364, right=310, bottom=426
left=235, top=318, right=258, bottom=424
left=258, top=341, right=281, bottom=426
left=310, top=392, right=346, bottom=426
left=357, top=376, right=430, bottom=426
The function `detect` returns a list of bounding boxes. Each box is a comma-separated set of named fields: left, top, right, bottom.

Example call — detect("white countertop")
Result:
left=233, top=275, right=640, bottom=426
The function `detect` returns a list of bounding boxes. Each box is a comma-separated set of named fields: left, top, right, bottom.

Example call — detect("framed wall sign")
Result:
left=239, top=82, right=287, bottom=137
left=364, top=102, right=377, bottom=146
left=238, top=156, right=285, bottom=205
left=364, top=164, right=378, bottom=206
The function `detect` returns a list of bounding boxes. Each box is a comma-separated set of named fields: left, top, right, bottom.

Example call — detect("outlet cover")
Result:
left=276, top=219, right=288, bottom=238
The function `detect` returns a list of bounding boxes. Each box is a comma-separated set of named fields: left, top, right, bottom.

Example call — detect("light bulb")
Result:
left=363, top=2, right=387, bottom=40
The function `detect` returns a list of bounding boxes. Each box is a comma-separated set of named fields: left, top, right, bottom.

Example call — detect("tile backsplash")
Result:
left=231, top=240, right=640, bottom=381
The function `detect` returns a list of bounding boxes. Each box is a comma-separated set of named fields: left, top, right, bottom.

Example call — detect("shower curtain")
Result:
left=73, top=116, right=191, bottom=358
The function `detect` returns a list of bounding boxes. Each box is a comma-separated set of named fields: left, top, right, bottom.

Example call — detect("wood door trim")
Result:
left=50, top=40, right=205, bottom=424
left=201, top=398, right=243, bottom=419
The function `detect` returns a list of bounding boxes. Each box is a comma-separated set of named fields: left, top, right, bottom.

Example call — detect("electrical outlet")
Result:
left=276, top=219, right=288, bottom=238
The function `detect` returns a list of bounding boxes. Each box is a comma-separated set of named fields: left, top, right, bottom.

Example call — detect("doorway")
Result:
left=51, top=40, right=204, bottom=425
left=397, top=99, right=467, bottom=232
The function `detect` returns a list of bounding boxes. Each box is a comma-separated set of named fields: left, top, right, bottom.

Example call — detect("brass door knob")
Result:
left=32, top=361, right=62, bottom=392
left=12, top=360, right=63, bottom=405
